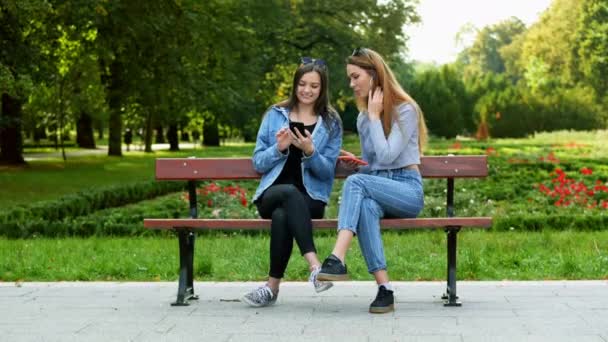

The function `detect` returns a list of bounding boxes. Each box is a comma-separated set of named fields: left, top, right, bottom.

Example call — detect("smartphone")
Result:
left=338, top=155, right=368, bottom=166
left=289, top=121, right=305, bottom=135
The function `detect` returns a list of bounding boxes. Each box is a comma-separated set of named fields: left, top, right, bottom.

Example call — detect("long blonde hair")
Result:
left=348, top=48, right=428, bottom=152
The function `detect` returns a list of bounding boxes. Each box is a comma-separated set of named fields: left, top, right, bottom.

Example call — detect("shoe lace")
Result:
left=250, top=286, right=273, bottom=303
left=309, top=267, right=322, bottom=286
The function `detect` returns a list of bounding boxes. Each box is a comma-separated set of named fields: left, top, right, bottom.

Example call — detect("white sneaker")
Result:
left=310, top=266, right=333, bottom=293
left=242, top=285, right=277, bottom=307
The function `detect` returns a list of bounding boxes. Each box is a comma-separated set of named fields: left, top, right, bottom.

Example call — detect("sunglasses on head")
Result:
left=300, top=57, right=326, bottom=67
left=351, top=47, right=371, bottom=57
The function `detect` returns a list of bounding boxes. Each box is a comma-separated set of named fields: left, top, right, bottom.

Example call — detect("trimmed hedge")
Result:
left=0, top=181, right=186, bottom=238
left=494, top=213, right=608, bottom=232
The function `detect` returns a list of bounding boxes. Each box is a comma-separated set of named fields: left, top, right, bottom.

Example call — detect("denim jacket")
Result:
left=252, top=105, right=343, bottom=203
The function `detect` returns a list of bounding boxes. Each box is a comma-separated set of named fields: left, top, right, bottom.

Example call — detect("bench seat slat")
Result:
left=143, top=217, right=492, bottom=230
left=155, top=156, right=488, bottom=180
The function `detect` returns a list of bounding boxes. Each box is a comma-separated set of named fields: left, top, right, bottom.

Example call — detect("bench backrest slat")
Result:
left=155, top=156, right=487, bottom=180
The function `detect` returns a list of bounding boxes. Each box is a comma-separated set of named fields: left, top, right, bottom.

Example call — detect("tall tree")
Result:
left=516, top=0, right=583, bottom=87
left=458, top=17, right=526, bottom=81
left=575, top=0, right=608, bottom=99
left=0, top=0, right=53, bottom=165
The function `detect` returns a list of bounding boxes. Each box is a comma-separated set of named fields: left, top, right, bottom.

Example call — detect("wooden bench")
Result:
left=144, top=156, right=492, bottom=307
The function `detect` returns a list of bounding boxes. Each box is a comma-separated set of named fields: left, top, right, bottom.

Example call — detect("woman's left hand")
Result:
left=290, top=127, right=314, bottom=156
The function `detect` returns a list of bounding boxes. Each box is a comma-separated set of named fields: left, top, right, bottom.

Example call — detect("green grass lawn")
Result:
left=1, top=130, right=608, bottom=281
left=1, top=230, right=607, bottom=281
left=0, top=144, right=256, bottom=207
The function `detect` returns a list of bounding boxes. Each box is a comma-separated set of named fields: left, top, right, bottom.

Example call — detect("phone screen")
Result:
left=289, top=121, right=305, bottom=135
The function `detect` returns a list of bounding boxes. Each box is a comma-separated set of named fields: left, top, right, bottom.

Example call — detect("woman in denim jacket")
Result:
left=242, top=58, right=343, bottom=307
left=317, top=48, right=429, bottom=314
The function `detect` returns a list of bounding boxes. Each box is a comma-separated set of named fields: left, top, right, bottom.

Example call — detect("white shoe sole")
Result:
left=314, top=281, right=334, bottom=293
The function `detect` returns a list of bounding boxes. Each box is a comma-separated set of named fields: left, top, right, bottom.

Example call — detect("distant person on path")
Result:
left=317, top=48, right=428, bottom=314
left=242, top=57, right=343, bottom=307
left=123, top=129, right=133, bottom=152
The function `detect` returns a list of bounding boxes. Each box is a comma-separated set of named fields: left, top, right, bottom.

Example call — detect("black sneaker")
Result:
left=317, top=254, right=349, bottom=281
left=369, top=285, right=394, bottom=314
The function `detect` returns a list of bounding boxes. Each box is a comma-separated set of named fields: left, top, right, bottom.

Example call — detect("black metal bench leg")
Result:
left=186, top=231, right=198, bottom=301
left=443, top=227, right=462, bottom=306
left=172, top=230, right=197, bottom=306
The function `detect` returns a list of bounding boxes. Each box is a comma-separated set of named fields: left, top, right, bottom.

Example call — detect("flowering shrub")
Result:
left=182, top=182, right=259, bottom=219
left=449, top=141, right=462, bottom=150
left=485, top=146, right=498, bottom=156
left=536, top=167, right=608, bottom=209
left=538, top=151, right=560, bottom=164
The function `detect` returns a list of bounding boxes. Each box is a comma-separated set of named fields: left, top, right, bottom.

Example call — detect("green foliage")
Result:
left=517, top=0, right=582, bottom=86
left=575, top=0, right=608, bottom=98
left=0, top=180, right=186, bottom=238
left=409, top=64, right=472, bottom=137
left=458, top=17, right=527, bottom=79
left=447, top=0, right=608, bottom=138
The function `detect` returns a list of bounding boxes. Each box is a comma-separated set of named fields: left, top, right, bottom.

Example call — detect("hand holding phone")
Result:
left=338, top=155, right=368, bottom=166
left=289, top=121, right=305, bottom=135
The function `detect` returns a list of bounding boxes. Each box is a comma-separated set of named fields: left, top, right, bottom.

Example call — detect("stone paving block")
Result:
left=134, top=331, right=232, bottom=342
left=392, top=316, right=458, bottom=335
left=461, top=335, right=606, bottom=342
left=523, top=316, right=595, bottom=335
left=227, top=334, right=369, bottom=342
left=302, top=317, right=394, bottom=336
left=165, top=316, right=250, bottom=335
left=456, top=317, right=530, bottom=335
left=369, top=336, right=462, bottom=342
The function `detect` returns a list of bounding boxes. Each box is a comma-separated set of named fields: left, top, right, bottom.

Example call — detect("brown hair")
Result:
left=347, top=48, right=428, bottom=152
left=276, top=62, right=341, bottom=130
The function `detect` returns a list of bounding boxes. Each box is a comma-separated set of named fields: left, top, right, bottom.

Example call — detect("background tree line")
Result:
left=0, top=0, right=418, bottom=164
left=1, top=0, right=607, bottom=166
left=406, top=0, right=608, bottom=139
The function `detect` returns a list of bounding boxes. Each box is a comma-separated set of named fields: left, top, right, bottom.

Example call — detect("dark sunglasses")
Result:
left=300, top=56, right=326, bottom=67
left=351, top=47, right=369, bottom=57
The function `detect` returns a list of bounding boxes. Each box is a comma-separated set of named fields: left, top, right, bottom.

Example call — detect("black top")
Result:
left=273, top=121, right=317, bottom=192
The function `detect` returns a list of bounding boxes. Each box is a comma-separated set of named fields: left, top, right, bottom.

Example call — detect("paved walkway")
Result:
left=1, top=281, right=607, bottom=341
left=23, top=143, right=202, bottom=161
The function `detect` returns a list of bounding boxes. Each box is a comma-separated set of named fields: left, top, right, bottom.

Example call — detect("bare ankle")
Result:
left=330, top=252, right=345, bottom=264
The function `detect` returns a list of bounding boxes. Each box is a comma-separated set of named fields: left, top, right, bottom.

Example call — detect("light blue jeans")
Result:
left=338, top=169, right=424, bottom=273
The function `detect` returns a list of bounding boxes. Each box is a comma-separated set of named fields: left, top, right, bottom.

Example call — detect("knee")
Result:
left=277, top=184, right=302, bottom=201
left=271, top=208, right=288, bottom=230
left=344, top=174, right=365, bottom=189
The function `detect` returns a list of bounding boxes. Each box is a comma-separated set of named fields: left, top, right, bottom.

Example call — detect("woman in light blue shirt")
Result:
left=242, top=58, right=343, bottom=307
left=318, top=48, right=429, bottom=314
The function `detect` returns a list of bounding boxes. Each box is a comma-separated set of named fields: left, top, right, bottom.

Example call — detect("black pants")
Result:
left=255, top=184, right=325, bottom=279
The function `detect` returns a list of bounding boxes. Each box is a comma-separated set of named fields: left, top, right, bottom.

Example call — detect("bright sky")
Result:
left=404, top=0, right=553, bottom=64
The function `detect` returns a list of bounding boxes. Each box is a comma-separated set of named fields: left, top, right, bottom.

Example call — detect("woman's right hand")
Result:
left=367, top=87, right=383, bottom=121
left=276, top=128, right=292, bottom=152
left=339, top=149, right=360, bottom=170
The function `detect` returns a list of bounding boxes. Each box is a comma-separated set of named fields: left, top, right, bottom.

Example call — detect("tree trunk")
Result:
left=107, top=62, right=123, bottom=156
left=167, top=124, right=179, bottom=151
left=203, top=116, right=220, bottom=146
left=144, top=112, right=153, bottom=153
left=108, top=111, right=122, bottom=156
left=33, top=126, right=46, bottom=145
left=76, top=111, right=96, bottom=149
left=0, top=93, right=26, bottom=165
left=155, top=125, right=165, bottom=144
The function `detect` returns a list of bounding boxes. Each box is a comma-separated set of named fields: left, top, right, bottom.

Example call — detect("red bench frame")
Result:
left=144, top=156, right=492, bottom=306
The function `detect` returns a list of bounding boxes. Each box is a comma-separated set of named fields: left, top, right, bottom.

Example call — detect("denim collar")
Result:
left=272, top=105, right=323, bottom=139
